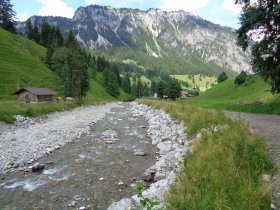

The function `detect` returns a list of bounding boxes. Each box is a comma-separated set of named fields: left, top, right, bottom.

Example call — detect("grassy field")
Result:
left=171, top=74, right=217, bottom=91
left=139, top=99, right=274, bottom=210
left=0, top=28, right=63, bottom=100
left=178, top=75, right=280, bottom=114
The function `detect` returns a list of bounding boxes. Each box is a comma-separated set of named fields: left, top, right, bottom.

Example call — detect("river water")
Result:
left=0, top=103, right=157, bottom=209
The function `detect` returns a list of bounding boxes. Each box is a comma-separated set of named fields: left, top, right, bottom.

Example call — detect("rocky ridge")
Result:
left=18, top=5, right=251, bottom=75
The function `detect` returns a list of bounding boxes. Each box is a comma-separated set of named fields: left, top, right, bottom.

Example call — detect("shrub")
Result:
left=235, top=71, right=247, bottom=85
left=218, top=72, right=228, bottom=83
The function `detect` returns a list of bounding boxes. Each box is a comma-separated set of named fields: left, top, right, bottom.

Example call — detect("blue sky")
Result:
left=12, top=0, right=242, bottom=28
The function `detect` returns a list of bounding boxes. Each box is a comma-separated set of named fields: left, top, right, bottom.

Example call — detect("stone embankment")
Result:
left=108, top=102, right=188, bottom=210
left=0, top=103, right=119, bottom=174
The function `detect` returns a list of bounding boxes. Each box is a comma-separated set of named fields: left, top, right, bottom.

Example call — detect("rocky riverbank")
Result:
left=108, top=102, right=188, bottom=209
left=0, top=103, right=120, bottom=174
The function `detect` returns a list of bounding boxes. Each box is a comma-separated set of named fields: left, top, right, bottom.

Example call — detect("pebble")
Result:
left=133, top=150, right=148, bottom=156
left=271, top=203, right=277, bottom=210
left=99, top=177, right=104, bottom=181
left=78, top=206, right=86, bottom=210
left=118, top=181, right=124, bottom=185
left=68, top=201, right=77, bottom=207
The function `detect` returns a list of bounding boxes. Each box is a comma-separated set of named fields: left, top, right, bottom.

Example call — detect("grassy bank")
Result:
left=0, top=101, right=77, bottom=123
left=138, top=99, right=275, bottom=210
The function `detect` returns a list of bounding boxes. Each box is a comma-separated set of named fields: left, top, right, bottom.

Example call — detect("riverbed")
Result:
left=0, top=103, right=158, bottom=209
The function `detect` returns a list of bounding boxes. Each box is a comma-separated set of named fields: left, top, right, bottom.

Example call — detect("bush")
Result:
left=235, top=71, right=247, bottom=85
left=218, top=72, right=228, bottom=83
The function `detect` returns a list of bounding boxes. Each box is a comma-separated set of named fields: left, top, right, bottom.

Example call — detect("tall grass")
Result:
left=138, top=99, right=275, bottom=210
left=0, top=101, right=77, bottom=123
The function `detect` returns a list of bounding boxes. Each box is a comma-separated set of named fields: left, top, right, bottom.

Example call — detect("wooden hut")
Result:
left=13, top=88, right=55, bottom=103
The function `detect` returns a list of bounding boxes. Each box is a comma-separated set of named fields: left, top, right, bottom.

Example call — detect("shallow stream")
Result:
left=0, top=103, right=157, bottom=209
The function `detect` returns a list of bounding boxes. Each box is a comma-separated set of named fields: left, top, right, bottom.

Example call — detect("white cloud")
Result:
left=221, top=0, right=241, bottom=14
left=160, top=0, right=209, bottom=12
left=17, top=13, right=29, bottom=21
left=37, top=0, right=75, bottom=18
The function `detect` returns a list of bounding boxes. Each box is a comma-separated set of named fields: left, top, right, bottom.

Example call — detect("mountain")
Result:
left=17, top=5, right=251, bottom=76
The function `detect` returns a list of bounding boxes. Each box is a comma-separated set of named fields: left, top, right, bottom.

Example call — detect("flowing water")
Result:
left=0, top=103, right=157, bottom=210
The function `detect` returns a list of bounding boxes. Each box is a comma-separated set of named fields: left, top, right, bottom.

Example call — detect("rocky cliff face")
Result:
left=19, top=5, right=251, bottom=75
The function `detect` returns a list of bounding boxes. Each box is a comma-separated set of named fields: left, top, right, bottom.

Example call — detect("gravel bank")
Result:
left=0, top=103, right=120, bottom=174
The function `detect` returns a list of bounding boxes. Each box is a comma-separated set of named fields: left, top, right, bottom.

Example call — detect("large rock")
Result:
left=133, top=149, right=148, bottom=156
left=31, top=163, right=45, bottom=172
left=107, top=198, right=132, bottom=210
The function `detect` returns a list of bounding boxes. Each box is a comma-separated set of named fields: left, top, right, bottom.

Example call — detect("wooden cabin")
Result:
left=181, top=91, right=189, bottom=99
left=13, top=88, right=55, bottom=103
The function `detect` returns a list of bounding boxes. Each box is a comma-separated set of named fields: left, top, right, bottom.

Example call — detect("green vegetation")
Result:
left=166, top=79, right=182, bottom=100
left=132, top=181, right=161, bottom=210
left=171, top=74, right=217, bottom=91
left=0, top=28, right=62, bottom=100
left=0, top=72, right=129, bottom=123
left=103, top=46, right=233, bottom=77
left=236, top=0, right=280, bottom=93
left=218, top=71, right=228, bottom=83
left=0, top=101, right=77, bottom=124
left=0, top=0, right=16, bottom=33
left=139, top=99, right=274, bottom=210
left=179, top=74, right=280, bottom=114
left=0, top=28, right=131, bottom=123
left=235, top=71, right=247, bottom=85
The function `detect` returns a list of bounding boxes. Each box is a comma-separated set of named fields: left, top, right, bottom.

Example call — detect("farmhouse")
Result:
left=13, top=88, right=55, bottom=103
left=181, top=91, right=189, bottom=99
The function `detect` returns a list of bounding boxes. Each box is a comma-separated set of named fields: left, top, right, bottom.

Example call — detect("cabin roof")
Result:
left=13, top=88, right=55, bottom=96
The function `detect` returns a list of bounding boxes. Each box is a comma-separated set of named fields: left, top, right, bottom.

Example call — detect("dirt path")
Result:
left=227, top=112, right=280, bottom=208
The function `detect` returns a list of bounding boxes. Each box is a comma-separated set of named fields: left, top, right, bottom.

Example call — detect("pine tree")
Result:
left=218, top=72, right=228, bottom=83
left=102, top=68, right=110, bottom=88
left=89, top=55, right=97, bottom=79
left=157, top=81, right=166, bottom=99
left=107, top=71, right=120, bottom=97
left=151, top=81, right=157, bottom=94
left=0, top=0, right=16, bottom=33
left=137, top=77, right=143, bottom=98
left=112, top=64, right=121, bottom=86
left=122, top=73, right=131, bottom=94
left=40, top=23, right=51, bottom=47
left=26, top=19, right=33, bottom=40
left=51, top=31, right=90, bottom=102
left=96, top=56, right=108, bottom=72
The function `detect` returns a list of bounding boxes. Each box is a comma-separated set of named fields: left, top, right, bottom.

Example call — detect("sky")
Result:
left=12, top=0, right=242, bottom=29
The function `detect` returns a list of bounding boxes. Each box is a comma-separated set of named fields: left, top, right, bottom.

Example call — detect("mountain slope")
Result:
left=18, top=5, right=251, bottom=76
left=0, top=28, right=126, bottom=104
left=0, top=28, right=62, bottom=99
